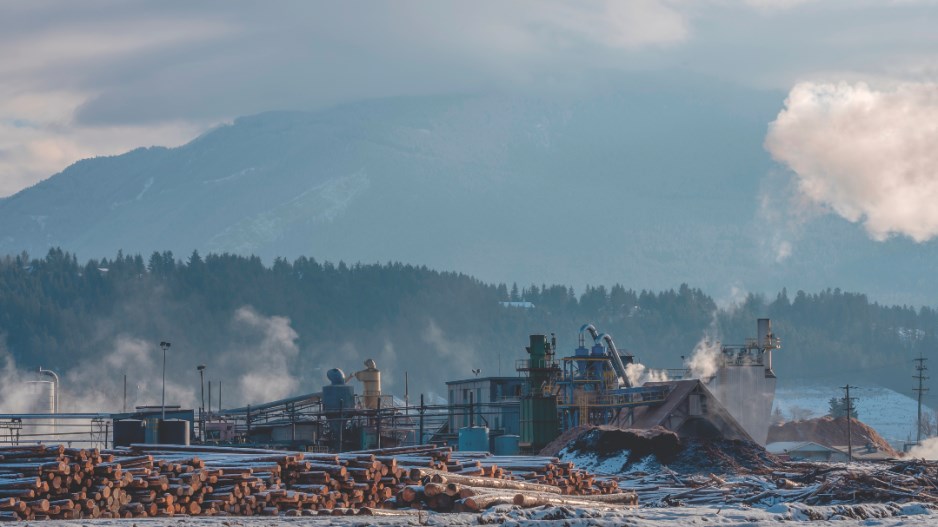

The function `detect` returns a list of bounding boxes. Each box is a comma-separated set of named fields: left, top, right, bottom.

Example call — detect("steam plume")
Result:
left=230, top=306, right=301, bottom=404
left=766, top=81, right=938, bottom=242
left=624, top=362, right=669, bottom=386
left=908, top=437, right=938, bottom=460
left=687, top=338, right=722, bottom=379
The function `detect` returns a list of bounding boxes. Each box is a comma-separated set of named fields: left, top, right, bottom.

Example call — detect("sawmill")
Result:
left=0, top=319, right=780, bottom=455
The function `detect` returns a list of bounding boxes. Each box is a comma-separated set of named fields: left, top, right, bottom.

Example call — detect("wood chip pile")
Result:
left=616, top=459, right=938, bottom=508
left=0, top=443, right=635, bottom=520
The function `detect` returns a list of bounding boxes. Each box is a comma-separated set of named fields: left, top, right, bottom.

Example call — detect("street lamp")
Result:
left=160, top=341, right=171, bottom=419
left=197, top=364, right=206, bottom=441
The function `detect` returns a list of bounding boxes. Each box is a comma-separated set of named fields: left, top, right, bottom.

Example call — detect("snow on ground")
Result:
left=34, top=503, right=936, bottom=526
left=775, top=383, right=934, bottom=447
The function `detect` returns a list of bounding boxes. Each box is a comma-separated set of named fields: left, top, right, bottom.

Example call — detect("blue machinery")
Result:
left=554, top=324, right=671, bottom=431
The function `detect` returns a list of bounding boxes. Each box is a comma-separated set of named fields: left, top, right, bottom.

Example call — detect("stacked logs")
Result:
left=0, top=443, right=634, bottom=520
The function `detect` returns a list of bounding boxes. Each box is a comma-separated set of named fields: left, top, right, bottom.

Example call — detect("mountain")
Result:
left=2, top=75, right=937, bottom=304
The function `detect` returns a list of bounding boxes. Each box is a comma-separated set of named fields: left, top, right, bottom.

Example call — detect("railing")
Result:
left=515, top=359, right=560, bottom=371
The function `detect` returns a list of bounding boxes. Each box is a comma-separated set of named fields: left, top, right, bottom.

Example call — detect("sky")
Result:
left=3, top=0, right=938, bottom=243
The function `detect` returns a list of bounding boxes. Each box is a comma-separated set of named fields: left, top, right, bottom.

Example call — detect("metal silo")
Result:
left=25, top=381, right=55, bottom=414
left=323, top=368, right=355, bottom=451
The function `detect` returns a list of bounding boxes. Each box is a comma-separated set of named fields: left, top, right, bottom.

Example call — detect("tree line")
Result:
left=0, top=248, right=933, bottom=400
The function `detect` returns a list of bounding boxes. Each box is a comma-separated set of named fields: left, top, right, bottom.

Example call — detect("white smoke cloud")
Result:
left=907, top=437, right=938, bottom=460
left=766, top=81, right=938, bottom=242
left=625, top=362, right=669, bottom=386
left=229, top=306, right=301, bottom=404
left=0, top=346, right=38, bottom=413
left=1, top=305, right=306, bottom=420
left=423, top=319, right=477, bottom=378
left=688, top=336, right=722, bottom=379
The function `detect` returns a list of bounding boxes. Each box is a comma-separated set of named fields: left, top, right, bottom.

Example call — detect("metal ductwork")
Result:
left=597, top=333, right=633, bottom=388
left=580, top=324, right=634, bottom=388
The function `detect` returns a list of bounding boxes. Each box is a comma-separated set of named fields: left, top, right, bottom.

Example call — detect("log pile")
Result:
left=0, top=443, right=634, bottom=520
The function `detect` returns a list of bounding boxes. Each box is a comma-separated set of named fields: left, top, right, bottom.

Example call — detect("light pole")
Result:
left=197, top=364, right=206, bottom=441
left=160, top=341, right=171, bottom=420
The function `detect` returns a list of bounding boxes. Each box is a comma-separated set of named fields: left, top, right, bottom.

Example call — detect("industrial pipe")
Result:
left=579, top=324, right=600, bottom=342
left=37, top=367, right=59, bottom=414
left=580, top=325, right=634, bottom=387
left=596, top=333, right=633, bottom=388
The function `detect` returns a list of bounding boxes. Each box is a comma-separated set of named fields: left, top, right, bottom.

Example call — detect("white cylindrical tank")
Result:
left=24, top=380, right=56, bottom=437
left=25, top=381, right=55, bottom=414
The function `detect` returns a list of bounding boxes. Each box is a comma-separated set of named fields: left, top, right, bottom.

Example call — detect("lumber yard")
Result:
left=1, top=319, right=934, bottom=521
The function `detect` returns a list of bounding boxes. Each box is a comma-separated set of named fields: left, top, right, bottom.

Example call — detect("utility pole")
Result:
left=159, top=341, right=171, bottom=420
left=841, top=384, right=857, bottom=462
left=914, top=354, right=929, bottom=444
left=197, top=365, right=206, bottom=442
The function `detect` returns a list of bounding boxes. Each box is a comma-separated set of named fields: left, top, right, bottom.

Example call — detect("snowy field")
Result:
left=774, top=383, right=934, bottom=447
left=32, top=503, right=936, bottom=526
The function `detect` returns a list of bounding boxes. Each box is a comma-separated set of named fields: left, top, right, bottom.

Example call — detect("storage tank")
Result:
left=113, top=419, right=146, bottom=447
left=494, top=434, right=520, bottom=456
left=158, top=419, right=190, bottom=445
left=458, top=426, right=489, bottom=452
left=24, top=381, right=55, bottom=414
left=323, top=368, right=355, bottom=450
left=24, top=380, right=56, bottom=436
left=323, top=369, right=355, bottom=412
left=144, top=416, right=161, bottom=444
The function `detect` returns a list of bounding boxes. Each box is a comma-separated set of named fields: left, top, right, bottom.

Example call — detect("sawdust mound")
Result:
left=768, top=416, right=899, bottom=458
left=546, top=426, right=780, bottom=474
left=572, top=426, right=682, bottom=464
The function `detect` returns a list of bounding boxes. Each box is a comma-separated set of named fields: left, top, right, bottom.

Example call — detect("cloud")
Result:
left=2, top=0, right=937, bottom=198
left=766, top=81, right=938, bottom=242
left=0, top=1, right=691, bottom=197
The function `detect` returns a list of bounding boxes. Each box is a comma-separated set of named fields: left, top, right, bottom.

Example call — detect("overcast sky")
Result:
left=2, top=0, right=938, bottom=200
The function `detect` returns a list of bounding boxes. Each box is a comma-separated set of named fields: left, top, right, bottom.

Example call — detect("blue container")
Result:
left=158, top=419, right=190, bottom=445
left=323, top=368, right=355, bottom=413
left=494, top=434, right=520, bottom=456
left=458, top=426, right=489, bottom=452
left=113, top=419, right=145, bottom=447
left=144, top=417, right=160, bottom=444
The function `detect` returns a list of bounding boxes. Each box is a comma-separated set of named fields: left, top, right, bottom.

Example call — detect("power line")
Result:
left=841, top=384, right=857, bottom=463
left=914, top=353, right=929, bottom=444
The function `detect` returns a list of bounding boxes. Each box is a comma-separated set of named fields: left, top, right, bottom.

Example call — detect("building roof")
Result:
left=446, top=376, right=523, bottom=385
left=624, top=379, right=755, bottom=443
left=829, top=445, right=895, bottom=461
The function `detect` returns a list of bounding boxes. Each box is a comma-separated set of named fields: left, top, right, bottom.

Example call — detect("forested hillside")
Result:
left=0, top=249, right=933, bottom=409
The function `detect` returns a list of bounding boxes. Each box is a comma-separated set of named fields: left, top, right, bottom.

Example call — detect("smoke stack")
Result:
left=757, top=319, right=771, bottom=348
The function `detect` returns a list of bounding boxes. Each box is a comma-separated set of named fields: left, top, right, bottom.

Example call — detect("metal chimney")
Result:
left=757, top=319, right=771, bottom=349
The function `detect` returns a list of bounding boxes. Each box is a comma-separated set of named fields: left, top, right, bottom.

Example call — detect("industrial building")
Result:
left=445, top=376, right=523, bottom=434
left=0, top=320, right=781, bottom=457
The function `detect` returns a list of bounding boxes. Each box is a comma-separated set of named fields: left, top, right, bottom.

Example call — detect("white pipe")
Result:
left=37, top=367, right=59, bottom=414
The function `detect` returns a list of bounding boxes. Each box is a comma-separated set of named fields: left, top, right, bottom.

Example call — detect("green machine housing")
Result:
left=518, top=334, right=561, bottom=452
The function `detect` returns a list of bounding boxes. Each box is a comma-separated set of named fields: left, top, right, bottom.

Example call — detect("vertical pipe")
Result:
left=161, top=346, right=167, bottom=420
left=419, top=394, right=425, bottom=446
left=338, top=399, right=344, bottom=453
left=376, top=397, right=382, bottom=449
left=469, top=391, right=474, bottom=428
left=198, top=367, right=205, bottom=442
left=208, top=381, right=212, bottom=417
left=219, top=381, right=222, bottom=412
left=123, top=374, right=127, bottom=413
